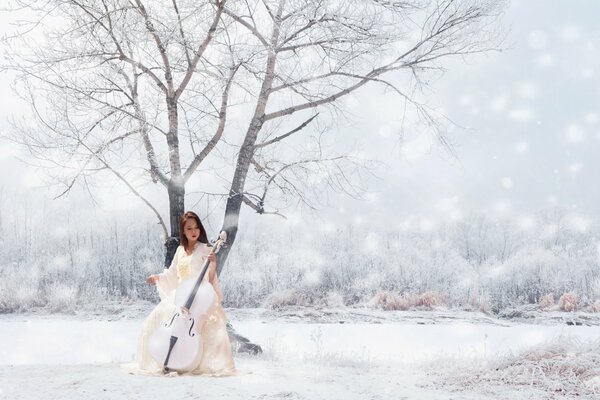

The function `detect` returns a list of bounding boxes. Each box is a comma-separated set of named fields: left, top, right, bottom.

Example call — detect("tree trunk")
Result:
left=213, top=26, right=281, bottom=353
left=214, top=122, right=265, bottom=355
left=164, top=179, right=185, bottom=267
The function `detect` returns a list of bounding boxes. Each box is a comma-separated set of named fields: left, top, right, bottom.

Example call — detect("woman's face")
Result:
left=184, top=218, right=201, bottom=243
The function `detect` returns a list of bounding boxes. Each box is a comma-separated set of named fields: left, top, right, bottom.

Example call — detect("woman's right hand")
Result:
left=146, top=274, right=159, bottom=285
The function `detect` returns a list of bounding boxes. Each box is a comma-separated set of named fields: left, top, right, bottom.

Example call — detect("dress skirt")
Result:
left=122, top=243, right=236, bottom=376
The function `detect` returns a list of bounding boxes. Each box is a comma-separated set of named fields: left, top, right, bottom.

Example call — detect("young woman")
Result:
left=126, top=211, right=236, bottom=376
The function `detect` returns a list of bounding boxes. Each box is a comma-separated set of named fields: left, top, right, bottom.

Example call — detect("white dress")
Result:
left=124, top=243, right=236, bottom=376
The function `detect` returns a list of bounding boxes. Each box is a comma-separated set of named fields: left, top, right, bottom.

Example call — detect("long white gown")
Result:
left=124, top=243, right=236, bottom=376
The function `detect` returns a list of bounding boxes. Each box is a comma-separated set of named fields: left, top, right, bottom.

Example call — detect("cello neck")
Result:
left=183, top=242, right=219, bottom=310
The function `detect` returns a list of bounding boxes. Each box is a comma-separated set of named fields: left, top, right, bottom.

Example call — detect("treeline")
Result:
left=0, top=200, right=598, bottom=314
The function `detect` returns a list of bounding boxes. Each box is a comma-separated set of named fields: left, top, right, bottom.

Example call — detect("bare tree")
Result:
left=3, top=0, right=236, bottom=261
left=3, top=0, right=506, bottom=352
left=216, top=0, right=507, bottom=267
left=3, top=0, right=265, bottom=352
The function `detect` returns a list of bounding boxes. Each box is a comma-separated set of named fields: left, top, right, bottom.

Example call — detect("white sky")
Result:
left=1, top=0, right=599, bottom=233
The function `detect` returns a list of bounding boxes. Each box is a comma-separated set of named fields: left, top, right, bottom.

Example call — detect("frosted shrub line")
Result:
left=0, top=209, right=598, bottom=314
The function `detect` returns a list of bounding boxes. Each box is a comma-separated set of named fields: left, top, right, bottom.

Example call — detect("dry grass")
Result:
left=263, top=289, right=318, bottom=309
left=490, top=337, right=600, bottom=395
left=538, top=293, right=555, bottom=310
left=427, top=336, right=600, bottom=398
left=416, top=291, right=443, bottom=309
left=466, top=295, right=491, bottom=314
left=369, top=291, right=410, bottom=311
left=590, top=300, right=600, bottom=313
left=559, top=292, right=579, bottom=312
left=369, top=291, right=445, bottom=311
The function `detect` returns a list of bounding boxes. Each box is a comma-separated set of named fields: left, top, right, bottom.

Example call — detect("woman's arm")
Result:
left=147, top=246, right=180, bottom=299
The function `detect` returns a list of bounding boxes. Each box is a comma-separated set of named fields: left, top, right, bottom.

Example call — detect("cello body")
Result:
left=148, top=231, right=226, bottom=373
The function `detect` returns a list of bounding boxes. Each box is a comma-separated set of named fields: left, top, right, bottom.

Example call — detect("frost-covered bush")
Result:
left=46, top=282, right=77, bottom=312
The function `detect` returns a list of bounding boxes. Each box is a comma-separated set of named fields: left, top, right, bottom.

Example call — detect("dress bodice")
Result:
left=176, top=245, right=211, bottom=284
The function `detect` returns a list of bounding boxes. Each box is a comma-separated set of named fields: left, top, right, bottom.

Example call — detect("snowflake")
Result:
left=419, top=218, right=435, bottom=232
left=508, top=108, right=534, bottom=121
left=449, top=209, right=463, bottom=221
left=581, top=67, right=595, bottom=78
left=490, top=93, right=509, bottom=112
left=527, top=30, right=548, bottom=49
left=565, top=124, right=585, bottom=143
left=585, top=113, right=599, bottom=124
left=435, top=196, right=459, bottom=212
left=517, top=82, right=537, bottom=99
left=537, top=53, right=555, bottom=67
left=568, top=163, right=582, bottom=174
left=491, top=200, right=512, bottom=215
left=515, top=142, right=529, bottom=153
left=559, top=25, right=581, bottom=42
left=501, top=177, right=513, bottom=190
left=364, top=232, right=380, bottom=253
left=364, top=192, right=379, bottom=202
left=518, top=215, right=536, bottom=230
left=565, top=213, right=590, bottom=233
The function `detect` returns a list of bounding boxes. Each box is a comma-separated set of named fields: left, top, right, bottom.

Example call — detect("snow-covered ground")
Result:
left=1, top=307, right=599, bottom=399
left=0, top=359, right=516, bottom=400
left=1, top=313, right=599, bottom=365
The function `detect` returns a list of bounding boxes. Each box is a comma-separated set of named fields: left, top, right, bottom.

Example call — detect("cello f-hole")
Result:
left=165, top=312, right=179, bottom=328
left=188, top=317, right=196, bottom=337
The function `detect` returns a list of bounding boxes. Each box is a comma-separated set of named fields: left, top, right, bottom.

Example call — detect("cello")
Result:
left=148, top=230, right=227, bottom=373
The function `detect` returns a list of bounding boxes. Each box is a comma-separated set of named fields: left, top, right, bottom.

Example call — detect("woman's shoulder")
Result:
left=177, top=242, right=210, bottom=254
left=197, top=242, right=211, bottom=253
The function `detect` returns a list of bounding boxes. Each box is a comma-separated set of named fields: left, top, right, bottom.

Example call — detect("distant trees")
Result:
left=1, top=206, right=598, bottom=315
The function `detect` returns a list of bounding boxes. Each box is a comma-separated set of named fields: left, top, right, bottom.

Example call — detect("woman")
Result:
left=126, top=211, right=236, bottom=376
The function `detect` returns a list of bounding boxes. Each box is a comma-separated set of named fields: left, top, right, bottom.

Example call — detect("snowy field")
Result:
left=1, top=308, right=599, bottom=399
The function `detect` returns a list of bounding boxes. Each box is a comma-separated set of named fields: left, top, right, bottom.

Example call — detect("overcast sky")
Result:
left=1, top=0, right=599, bottom=234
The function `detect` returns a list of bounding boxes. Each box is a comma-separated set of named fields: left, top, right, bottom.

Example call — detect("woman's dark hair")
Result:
left=179, top=211, right=209, bottom=250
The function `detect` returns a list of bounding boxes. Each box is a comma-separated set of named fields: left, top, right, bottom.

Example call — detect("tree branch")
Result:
left=254, top=113, right=318, bottom=148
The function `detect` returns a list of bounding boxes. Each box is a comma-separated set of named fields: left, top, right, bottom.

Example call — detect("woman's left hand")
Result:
left=208, top=252, right=217, bottom=264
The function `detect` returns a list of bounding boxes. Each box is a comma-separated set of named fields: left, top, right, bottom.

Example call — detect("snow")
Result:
left=1, top=309, right=599, bottom=399
left=0, top=360, right=483, bottom=400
